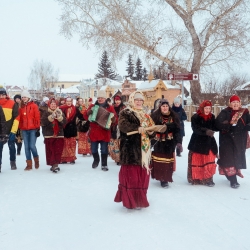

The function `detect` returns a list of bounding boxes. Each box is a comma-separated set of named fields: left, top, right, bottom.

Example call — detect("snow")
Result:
left=1, top=122, right=250, bottom=250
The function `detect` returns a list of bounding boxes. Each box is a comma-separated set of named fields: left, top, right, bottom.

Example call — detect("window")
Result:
left=62, top=84, right=64, bottom=89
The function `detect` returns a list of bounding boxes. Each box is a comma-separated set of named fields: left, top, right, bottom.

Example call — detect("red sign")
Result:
left=167, top=73, right=199, bottom=81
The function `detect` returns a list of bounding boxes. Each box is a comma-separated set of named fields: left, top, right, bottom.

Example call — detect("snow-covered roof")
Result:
left=133, top=79, right=181, bottom=91
left=234, top=81, right=250, bottom=91
left=58, top=74, right=95, bottom=82
left=56, top=84, right=80, bottom=94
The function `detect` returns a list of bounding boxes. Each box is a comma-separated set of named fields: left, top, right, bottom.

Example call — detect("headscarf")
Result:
left=60, top=97, right=76, bottom=126
left=197, top=100, right=212, bottom=121
left=48, top=98, right=60, bottom=136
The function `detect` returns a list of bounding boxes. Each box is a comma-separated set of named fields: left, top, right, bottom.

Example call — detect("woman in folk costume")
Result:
left=108, top=95, right=126, bottom=165
left=187, top=100, right=218, bottom=187
left=19, top=90, right=41, bottom=170
left=150, top=99, right=182, bottom=188
left=114, top=91, right=155, bottom=209
left=84, top=90, right=117, bottom=171
left=215, top=95, right=250, bottom=188
left=41, top=98, right=66, bottom=172
left=76, top=98, right=91, bottom=156
left=60, top=97, right=84, bottom=164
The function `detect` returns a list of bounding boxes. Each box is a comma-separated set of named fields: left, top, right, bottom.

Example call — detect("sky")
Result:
left=1, top=121, right=250, bottom=250
left=0, top=0, right=126, bottom=88
left=0, top=0, right=249, bottom=89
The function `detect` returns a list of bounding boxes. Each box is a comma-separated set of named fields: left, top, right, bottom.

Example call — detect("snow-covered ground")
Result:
left=1, top=122, right=250, bottom=250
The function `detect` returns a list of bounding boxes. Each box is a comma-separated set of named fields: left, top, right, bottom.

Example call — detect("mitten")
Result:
left=87, top=109, right=93, bottom=116
left=206, top=129, right=214, bottom=137
left=35, top=129, right=40, bottom=137
left=9, top=132, right=16, bottom=142
left=176, top=143, right=183, bottom=152
left=51, top=112, right=57, bottom=119
left=138, top=127, right=145, bottom=134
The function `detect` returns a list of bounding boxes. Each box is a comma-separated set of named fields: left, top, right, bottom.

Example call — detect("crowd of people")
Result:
left=0, top=84, right=249, bottom=210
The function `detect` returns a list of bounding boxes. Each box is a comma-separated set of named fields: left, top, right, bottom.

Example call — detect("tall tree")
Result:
left=142, top=67, right=148, bottom=81
left=135, top=57, right=143, bottom=80
left=95, top=51, right=117, bottom=80
left=126, top=54, right=134, bottom=79
left=57, top=0, right=250, bottom=104
left=28, top=60, right=59, bottom=90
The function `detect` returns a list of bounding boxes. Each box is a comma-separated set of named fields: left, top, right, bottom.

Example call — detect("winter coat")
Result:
left=84, top=101, right=117, bottom=142
left=0, top=97, right=19, bottom=134
left=215, top=107, right=250, bottom=169
left=0, top=106, right=6, bottom=136
left=19, top=101, right=40, bottom=130
left=188, top=113, right=218, bottom=155
left=41, top=108, right=66, bottom=138
left=62, top=108, right=84, bottom=138
left=118, top=108, right=142, bottom=166
left=172, top=105, right=187, bottom=137
left=150, top=109, right=181, bottom=155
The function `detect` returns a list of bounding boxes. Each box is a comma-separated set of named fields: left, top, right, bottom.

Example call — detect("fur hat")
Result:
left=174, top=97, right=181, bottom=104
left=21, top=90, right=31, bottom=99
left=0, top=85, right=7, bottom=95
left=159, top=99, right=170, bottom=107
left=229, top=95, right=240, bottom=103
left=14, top=94, right=21, bottom=102
left=97, top=90, right=106, bottom=99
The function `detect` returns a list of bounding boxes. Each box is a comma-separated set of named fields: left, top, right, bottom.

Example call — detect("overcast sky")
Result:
left=0, top=0, right=126, bottom=88
left=0, top=0, right=249, bottom=88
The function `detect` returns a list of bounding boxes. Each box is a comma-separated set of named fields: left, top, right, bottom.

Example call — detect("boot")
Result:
left=24, top=160, right=32, bottom=171
left=101, top=154, right=108, bottom=171
left=176, top=148, right=181, bottom=157
left=34, top=156, right=39, bottom=169
left=0, top=165, right=1, bottom=173
left=92, top=153, right=100, bottom=168
left=10, top=161, right=17, bottom=170
left=228, top=175, right=240, bottom=188
left=51, top=164, right=60, bottom=173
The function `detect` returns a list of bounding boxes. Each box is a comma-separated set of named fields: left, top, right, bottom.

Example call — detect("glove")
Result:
left=9, top=132, right=16, bottom=142
left=51, top=112, right=57, bottom=119
left=206, top=129, right=214, bottom=137
left=0, top=135, right=8, bottom=144
left=87, top=109, right=93, bottom=116
left=35, top=129, right=40, bottom=137
left=176, top=143, right=183, bottom=152
left=138, top=127, right=146, bottom=134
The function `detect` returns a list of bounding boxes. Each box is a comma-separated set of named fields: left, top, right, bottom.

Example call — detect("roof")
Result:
left=234, top=81, right=250, bottom=91
left=56, top=84, right=80, bottom=94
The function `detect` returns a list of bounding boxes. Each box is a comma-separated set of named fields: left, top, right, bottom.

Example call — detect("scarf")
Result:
left=229, top=108, right=247, bottom=125
left=128, top=107, right=155, bottom=172
left=60, top=104, right=76, bottom=126
left=48, top=108, right=60, bottom=137
left=197, top=109, right=212, bottom=121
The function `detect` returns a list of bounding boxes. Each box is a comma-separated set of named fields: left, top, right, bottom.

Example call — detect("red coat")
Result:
left=19, top=101, right=40, bottom=130
left=84, top=103, right=117, bottom=142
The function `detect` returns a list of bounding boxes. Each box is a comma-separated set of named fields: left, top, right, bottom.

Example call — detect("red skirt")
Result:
left=61, top=137, right=77, bottom=163
left=114, top=165, right=150, bottom=209
left=78, top=132, right=91, bottom=154
left=45, top=138, right=64, bottom=166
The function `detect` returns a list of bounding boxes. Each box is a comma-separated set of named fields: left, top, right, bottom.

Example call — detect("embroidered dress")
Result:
left=61, top=137, right=77, bottom=162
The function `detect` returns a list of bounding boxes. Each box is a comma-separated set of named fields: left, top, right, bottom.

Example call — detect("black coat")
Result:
left=172, top=105, right=187, bottom=137
left=63, top=109, right=84, bottom=138
left=150, top=109, right=181, bottom=154
left=215, top=107, right=250, bottom=169
left=188, top=113, right=218, bottom=155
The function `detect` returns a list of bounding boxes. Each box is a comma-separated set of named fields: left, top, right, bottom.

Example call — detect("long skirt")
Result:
left=187, top=150, right=216, bottom=185
left=45, top=138, right=64, bottom=166
left=108, top=138, right=120, bottom=163
left=218, top=166, right=244, bottom=178
left=61, top=137, right=77, bottom=163
left=151, top=152, right=175, bottom=182
left=114, top=165, right=150, bottom=209
left=78, top=132, right=91, bottom=155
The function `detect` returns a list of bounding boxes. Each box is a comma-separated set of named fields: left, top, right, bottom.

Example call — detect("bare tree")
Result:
left=28, top=60, right=59, bottom=91
left=56, top=0, right=250, bottom=103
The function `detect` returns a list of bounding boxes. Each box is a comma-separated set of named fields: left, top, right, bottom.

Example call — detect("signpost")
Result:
left=167, top=73, right=199, bottom=106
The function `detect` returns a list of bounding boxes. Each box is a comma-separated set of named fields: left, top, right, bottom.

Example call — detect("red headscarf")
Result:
left=60, top=97, right=76, bottom=126
left=197, top=100, right=212, bottom=121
